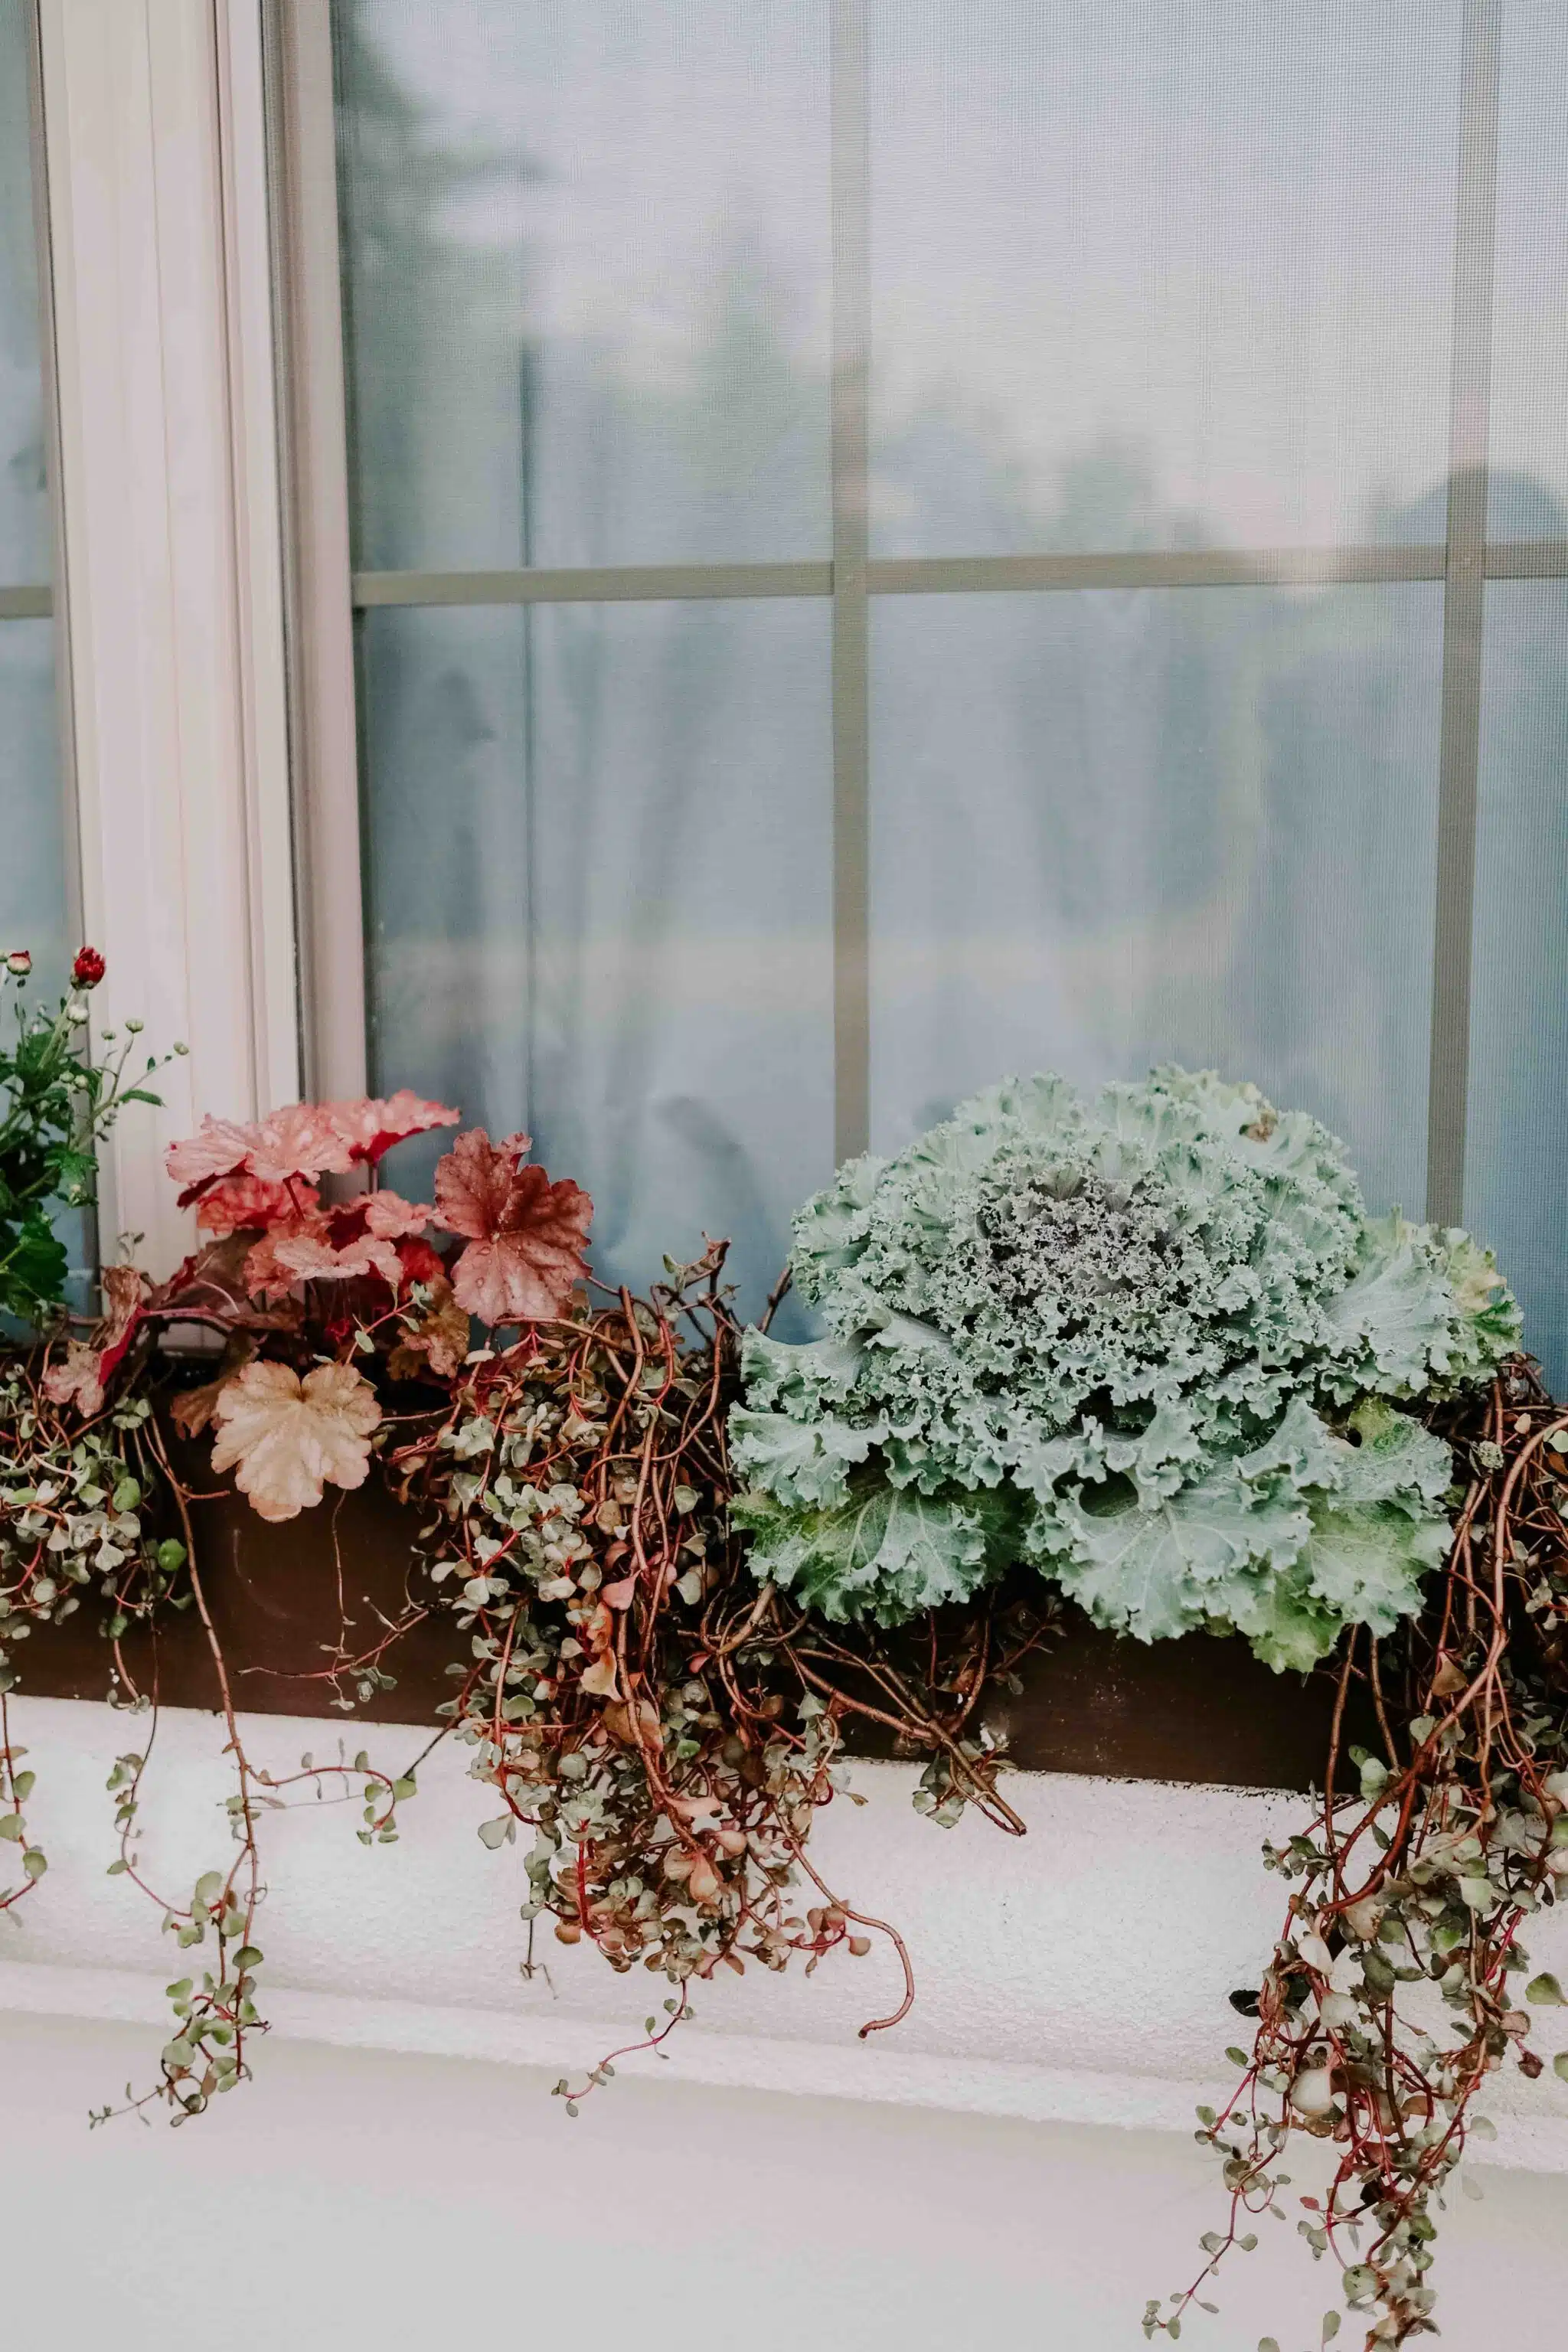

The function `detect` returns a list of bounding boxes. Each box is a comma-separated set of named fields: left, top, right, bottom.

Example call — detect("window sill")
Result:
left=4, top=1688, right=1566, bottom=2175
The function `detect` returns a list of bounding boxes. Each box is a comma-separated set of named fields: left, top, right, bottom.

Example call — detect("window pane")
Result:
left=334, top=0, right=831, bottom=573
left=1465, top=585, right=1568, bottom=1392
left=360, top=598, right=832, bottom=1314
left=0, top=2, right=66, bottom=1000
left=870, top=584, right=1442, bottom=1217
left=0, top=620, right=67, bottom=987
left=0, top=0, right=49, bottom=589
left=869, top=0, right=1463, bottom=559
left=1489, top=1, right=1568, bottom=541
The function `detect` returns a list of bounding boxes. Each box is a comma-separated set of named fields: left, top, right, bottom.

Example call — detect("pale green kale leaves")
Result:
left=732, top=1069, right=1519, bottom=1670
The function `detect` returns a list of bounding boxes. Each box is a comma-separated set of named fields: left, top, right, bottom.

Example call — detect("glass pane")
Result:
left=870, top=583, right=1442, bottom=1217
left=869, top=0, right=1463, bottom=560
left=0, top=0, right=49, bottom=589
left=1489, top=1, right=1568, bottom=541
left=333, top=0, right=831, bottom=573
left=0, top=0, right=66, bottom=1009
left=1465, top=585, right=1568, bottom=1392
left=360, top=597, right=832, bottom=1315
left=0, top=619, right=67, bottom=988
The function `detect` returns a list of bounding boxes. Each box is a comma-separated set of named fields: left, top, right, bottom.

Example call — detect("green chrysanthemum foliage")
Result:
left=731, top=1069, right=1520, bottom=1668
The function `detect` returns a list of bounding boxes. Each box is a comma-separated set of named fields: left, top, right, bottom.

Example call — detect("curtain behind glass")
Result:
left=0, top=0, right=68, bottom=1005
left=335, top=2, right=833, bottom=1316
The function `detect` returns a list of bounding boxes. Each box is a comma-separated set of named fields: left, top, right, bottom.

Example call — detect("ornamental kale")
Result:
left=731, top=1069, right=1520, bottom=1671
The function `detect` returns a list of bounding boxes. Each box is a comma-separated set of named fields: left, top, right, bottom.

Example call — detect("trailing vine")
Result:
left=384, top=1246, right=1050, bottom=2107
left=1146, top=1365, right=1568, bottom=2348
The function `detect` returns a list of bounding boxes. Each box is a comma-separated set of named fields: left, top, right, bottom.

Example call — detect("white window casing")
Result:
left=34, top=0, right=298, bottom=1276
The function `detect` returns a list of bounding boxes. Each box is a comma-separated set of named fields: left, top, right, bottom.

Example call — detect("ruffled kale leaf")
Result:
left=727, top=1405, right=885, bottom=1510
left=1027, top=1455, right=1305, bottom=1646
left=733, top=1477, right=1024, bottom=1627
left=733, top=1477, right=1023, bottom=1626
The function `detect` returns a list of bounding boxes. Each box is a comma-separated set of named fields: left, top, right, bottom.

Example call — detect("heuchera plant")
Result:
left=155, top=1102, right=592, bottom=1519
left=732, top=1069, right=1520, bottom=1670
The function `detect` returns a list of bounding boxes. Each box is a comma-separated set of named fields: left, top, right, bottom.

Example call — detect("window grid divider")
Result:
left=1427, top=0, right=1503, bottom=1228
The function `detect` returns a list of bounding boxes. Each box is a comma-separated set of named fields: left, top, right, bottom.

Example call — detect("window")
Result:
left=0, top=0, right=67, bottom=996
left=284, top=4, right=1565, bottom=1381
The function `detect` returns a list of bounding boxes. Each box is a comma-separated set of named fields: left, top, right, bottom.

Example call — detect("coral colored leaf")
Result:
left=241, top=1103, right=361, bottom=1186
left=432, top=1128, right=533, bottom=1242
left=92, top=1263, right=145, bottom=1388
left=166, top=1116, right=262, bottom=1204
left=268, top=1227, right=403, bottom=1289
left=195, top=1173, right=317, bottom=1238
left=361, top=1190, right=434, bottom=1240
left=209, top=1360, right=381, bottom=1521
left=450, top=1170, right=592, bottom=1325
left=39, top=1265, right=145, bottom=1416
left=394, top=1236, right=447, bottom=1295
left=327, top=1090, right=459, bottom=1167
left=169, top=1340, right=257, bottom=1440
left=435, top=1129, right=590, bottom=1325
left=42, top=1340, right=106, bottom=1417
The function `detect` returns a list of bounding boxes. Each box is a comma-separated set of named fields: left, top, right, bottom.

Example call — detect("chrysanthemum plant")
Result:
left=5, top=975, right=1566, bottom=2350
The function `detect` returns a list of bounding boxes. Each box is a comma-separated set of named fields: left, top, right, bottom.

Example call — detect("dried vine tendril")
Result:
left=385, top=1246, right=1052, bottom=2105
left=83, top=1419, right=416, bottom=2125
left=1148, top=1363, right=1568, bottom=2349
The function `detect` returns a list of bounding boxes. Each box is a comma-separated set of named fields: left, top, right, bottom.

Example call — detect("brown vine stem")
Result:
left=780, top=1824, right=916, bottom=2038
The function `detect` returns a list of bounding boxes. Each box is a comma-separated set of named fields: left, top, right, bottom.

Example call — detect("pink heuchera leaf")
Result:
left=166, top=1116, right=263, bottom=1201
left=167, top=1093, right=456, bottom=1205
left=196, top=1172, right=318, bottom=1238
left=42, top=1340, right=107, bottom=1417
left=361, top=1189, right=434, bottom=1240
left=238, top=1191, right=435, bottom=1299
left=40, top=1265, right=145, bottom=1416
left=434, top=1129, right=592, bottom=1325
left=431, top=1128, right=533, bottom=1240
left=93, top=1263, right=145, bottom=1387
left=243, top=1102, right=361, bottom=1186
left=268, top=1228, right=405, bottom=1289
left=209, top=1359, right=381, bottom=1521
left=327, top=1091, right=459, bottom=1167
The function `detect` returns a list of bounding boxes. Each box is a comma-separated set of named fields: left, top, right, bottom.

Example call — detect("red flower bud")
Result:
left=5, top=948, right=31, bottom=977
left=72, top=945, right=106, bottom=989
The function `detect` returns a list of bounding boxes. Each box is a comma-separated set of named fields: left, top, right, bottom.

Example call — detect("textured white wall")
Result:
left=2, top=1693, right=1566, bottom=2350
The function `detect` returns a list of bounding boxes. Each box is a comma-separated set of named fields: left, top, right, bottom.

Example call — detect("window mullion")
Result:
left=831, top=0, right=871, bottom=1166
left=263, top=0, right=365, bottom=1105
left=1426, top=0, right=1502, bottom=1227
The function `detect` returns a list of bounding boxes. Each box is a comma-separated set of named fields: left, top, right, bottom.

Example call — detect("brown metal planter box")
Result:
left=16, top=1473, right=1352, bottom=1793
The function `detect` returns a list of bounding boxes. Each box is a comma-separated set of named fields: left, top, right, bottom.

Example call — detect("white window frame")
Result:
left=32, top=0, right=299, bottom=1274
